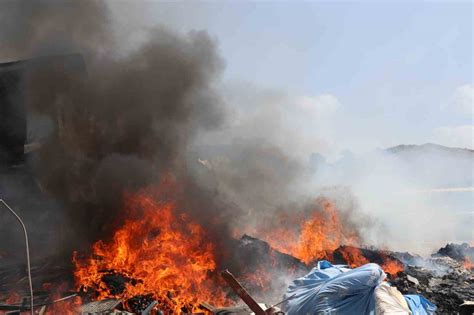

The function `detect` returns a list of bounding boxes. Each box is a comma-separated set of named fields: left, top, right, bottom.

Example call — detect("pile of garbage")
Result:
left=392, top=243, right=474, bottom=313
left=231, top=237, right=473, bottom=314
left=1, top=236, right=472, bottom=314
left=435, top=243, right=474, bottom=263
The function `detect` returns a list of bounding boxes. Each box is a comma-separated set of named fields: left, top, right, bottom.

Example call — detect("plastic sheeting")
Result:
left=375, top=282, right=411, bottom=314
left=283, top=260, right=386, bottom=315
left=404, top=295, right=437, bottom=315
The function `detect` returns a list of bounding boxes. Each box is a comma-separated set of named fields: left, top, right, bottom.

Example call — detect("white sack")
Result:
left=375, top=282, right=412, bottom=315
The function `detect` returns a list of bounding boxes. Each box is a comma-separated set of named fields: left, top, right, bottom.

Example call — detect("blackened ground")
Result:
left=392, top=245, right=474, bottom=313
left=393, top=264, right=473, bottom=313
left=0, top=238, right=472, bottom=313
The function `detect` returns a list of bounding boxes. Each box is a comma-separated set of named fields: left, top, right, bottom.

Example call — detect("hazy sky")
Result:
left=110, top=1, right=473, bottom=157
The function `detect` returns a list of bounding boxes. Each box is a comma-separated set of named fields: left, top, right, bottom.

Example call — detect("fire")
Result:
left=72, top=184, right=403, bottom=313
left=339, top=246, right=369, bottom=267
left=3, top=291, right=20, bottom=305
left=463, top=258, right=474, bottom=270
left=260, top=200, right=360, bottom=264
left=45, top=296, right=82, bottom=315
left=240, top=266, right=272, bottom=294
left=381, top=259, right=404, bottom=276
left=73, top=187, right=229, bottom=313
left=257, top=199, right=404, bottom=274
left=42, top=283, right=82, bottom=315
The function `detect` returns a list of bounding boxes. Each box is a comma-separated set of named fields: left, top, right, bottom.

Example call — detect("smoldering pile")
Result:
left=0, top=236, right=472, bottom=314
left=232, top=237, right=473, bottom=314
left=0, top=1, right=472, bottom=315
left=392, top=243, right=474, bottom=313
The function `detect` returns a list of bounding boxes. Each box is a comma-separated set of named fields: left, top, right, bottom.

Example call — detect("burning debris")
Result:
left=434, top=243, right=474, bottom=269
left=392, top=244, right=474, bottom=313
left=1, top=229, right=472, bottom=314
left=0, top=1, right=471, bottom=314
left=71, top=185, right=230, bottom=313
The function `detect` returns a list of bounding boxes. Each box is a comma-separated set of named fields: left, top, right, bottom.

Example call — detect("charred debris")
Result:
left=0, top=56, right=473, bottom=314
left=0, top=235, right=473, bottom=314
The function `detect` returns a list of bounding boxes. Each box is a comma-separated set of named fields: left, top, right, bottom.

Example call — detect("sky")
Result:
left=109, top=0, right=473, bottom=158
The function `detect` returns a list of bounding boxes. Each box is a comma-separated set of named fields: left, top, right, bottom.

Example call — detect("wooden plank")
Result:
left=220, top=270, right=266, bottom=315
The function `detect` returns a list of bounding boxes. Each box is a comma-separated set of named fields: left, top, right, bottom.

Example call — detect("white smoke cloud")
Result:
left=292, top=94, right=341, bottom=159
left=297, top=94, right=340, bottom=118
left=199, top=81, right=342, bottom=161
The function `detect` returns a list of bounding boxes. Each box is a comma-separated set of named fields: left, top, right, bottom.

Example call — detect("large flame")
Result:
left=73, top=187, right=228, bottom=313
left=256, top=199, right=403, bottom=274
left=258, top=200, right=359, bottom=263
left=73, top=187, right=403, bottom=314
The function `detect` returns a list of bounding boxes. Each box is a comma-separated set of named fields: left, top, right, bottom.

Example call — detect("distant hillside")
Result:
left=384, top=143, right=473, bottom=187
left=309, top=143, right=473, bottom=190
left=387, top=143, right=473, bottom=157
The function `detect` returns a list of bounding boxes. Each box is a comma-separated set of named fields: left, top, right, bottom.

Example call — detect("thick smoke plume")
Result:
left=0, top=0, right=230, bottom=251
left=0, top=3, right=370, bottom=300
left=0, top=0, right=111, bottom=59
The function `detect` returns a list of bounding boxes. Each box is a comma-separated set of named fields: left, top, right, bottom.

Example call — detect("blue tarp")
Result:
left=283, top=260, right=386, bottom=315
left=404, top=295, right=437, bottom=315
left=283, top=260, right=438, bottom=315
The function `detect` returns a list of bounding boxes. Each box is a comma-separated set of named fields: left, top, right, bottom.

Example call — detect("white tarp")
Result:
left=375, top=282, right=412, bottom=315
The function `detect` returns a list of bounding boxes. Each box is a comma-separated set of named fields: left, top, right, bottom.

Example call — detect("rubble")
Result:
left=460, top=301, right=474, bottom=315
left=392, top=248, right=474, bottom=313
left=331, top=245, right=403, bottom=273
left=406, top=274, right=419, bottom=286
left=434, top=243, right=474, bottom=262
left=80, top=299, right=121, bottom=314
left=0, top=239, right=472, bottom=314
left=237, top=238, right=473, bottom=313
left=229, top=235, right=310, bottom=302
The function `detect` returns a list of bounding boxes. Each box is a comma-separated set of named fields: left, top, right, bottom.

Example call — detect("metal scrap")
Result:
left=80, top=298, right=121, bottom=314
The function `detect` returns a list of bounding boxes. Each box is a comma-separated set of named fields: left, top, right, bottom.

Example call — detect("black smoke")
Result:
left=0, top=0, right=228, bottom=253
left=0, top=2, right=369, bottom=293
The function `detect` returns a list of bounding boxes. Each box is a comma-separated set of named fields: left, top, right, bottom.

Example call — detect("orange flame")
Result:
left=73, top=188, right=228, bottom=313
left=45, top=296, right=82, bottom=315
left=256, top=199, right=403, bottom=274
left=463, top=257, right=474, bottom=270
left=259, top=200, right=360, bottom=264
left=339, top=246, right=369, bottom=267
left=3, top=291, right=21, bottom=305
left=380, top=259, right=404, bottom=276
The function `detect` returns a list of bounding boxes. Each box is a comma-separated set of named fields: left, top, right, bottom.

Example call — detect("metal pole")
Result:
left=0, top=199, right=34, bottom=315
